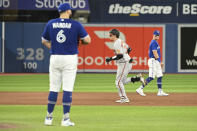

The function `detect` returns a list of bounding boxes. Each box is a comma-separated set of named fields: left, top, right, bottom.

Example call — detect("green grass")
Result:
left=0, top=73, right=197, bottom=92
left=0, top=105, right=197, bottom=131
left=0, top=74, right=197, bottom=131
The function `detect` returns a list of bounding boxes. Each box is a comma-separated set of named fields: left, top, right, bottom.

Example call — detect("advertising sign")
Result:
left=89, top=0, right=197, bottom=23
left=0, top=0, right=89, bottom=10
left=78, top=24, right=165, bottom=72
left=178, top=25, right=197, bottom=72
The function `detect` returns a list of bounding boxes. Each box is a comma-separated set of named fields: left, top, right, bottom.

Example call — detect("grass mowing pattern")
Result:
left=0, top=74, right=197, bottom=92
left=0, top=105, right=197, bottom=131
left=0, top=74, right=197, bottom=131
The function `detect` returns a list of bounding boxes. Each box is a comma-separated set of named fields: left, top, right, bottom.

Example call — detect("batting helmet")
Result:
left=109, top=29, right=120, bottom=38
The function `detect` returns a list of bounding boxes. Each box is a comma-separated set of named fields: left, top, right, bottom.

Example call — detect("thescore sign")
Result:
left=108, top=3, right=173, bottom=15
left=89, top=0, right=197, bottom=23
left=108, top=3, right=197, bottom=16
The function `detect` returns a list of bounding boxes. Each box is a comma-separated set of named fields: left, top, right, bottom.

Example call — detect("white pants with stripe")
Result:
left=148, top=58, right=163, bottom=78
left=49, top=55, right=78, bottom=92
left=115, top=62, right=132, bottom=98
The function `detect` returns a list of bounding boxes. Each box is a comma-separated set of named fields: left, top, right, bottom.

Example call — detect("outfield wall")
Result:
left=0, top=22, right=196, bottom=73
left=165, top=24, right=178, bottom=73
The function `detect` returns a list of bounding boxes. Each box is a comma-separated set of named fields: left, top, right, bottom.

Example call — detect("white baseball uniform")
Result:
left=42, top=18, right=89, bottom=92
left=49, top=55, right=78, bottom=92
left=148, top=58, right=163, bottom=78
left=148, top=39, right=163, bottom=78
left=113, top=39, right=132, bottom=99
left=42, top=3, right=90, bottom=126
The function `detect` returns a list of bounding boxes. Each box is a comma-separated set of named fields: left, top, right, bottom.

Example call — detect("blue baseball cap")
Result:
left=153, top=30, right=160, bottom=36
left=58, top=3, right=72, bottom=13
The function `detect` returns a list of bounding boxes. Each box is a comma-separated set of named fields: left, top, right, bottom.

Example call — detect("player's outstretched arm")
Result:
left=42, top=39, right=51, bottom=49
left=106, top=54, right=123, bottom=63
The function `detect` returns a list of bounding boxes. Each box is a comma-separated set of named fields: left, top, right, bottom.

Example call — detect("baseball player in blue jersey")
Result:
left=106, top=29, right=145, bottom=103
left=136, top=30, right=169, bottom=96
left=42, top=3, right=91, bottom=126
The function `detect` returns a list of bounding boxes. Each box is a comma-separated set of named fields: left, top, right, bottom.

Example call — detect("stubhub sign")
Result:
left=0, top=0, right=89, bottom=10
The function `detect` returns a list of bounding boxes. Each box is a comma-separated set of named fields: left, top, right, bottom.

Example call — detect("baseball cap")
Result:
left=153, top=30, right=160, bottom=36
left=58, top=3, right=72, bottom=13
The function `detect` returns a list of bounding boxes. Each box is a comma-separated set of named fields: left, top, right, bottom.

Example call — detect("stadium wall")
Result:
left=165, top=24, right=178, bottom=73
left=0, top=22, right=196, bottom=73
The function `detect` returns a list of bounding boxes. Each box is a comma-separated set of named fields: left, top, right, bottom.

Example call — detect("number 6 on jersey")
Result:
left=56, top=30, right=66, bottom=43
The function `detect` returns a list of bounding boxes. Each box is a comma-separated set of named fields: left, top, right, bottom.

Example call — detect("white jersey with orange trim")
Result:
left=113, top=39, right=130, bottom=63
left=113, top=38, right=132, bottom=99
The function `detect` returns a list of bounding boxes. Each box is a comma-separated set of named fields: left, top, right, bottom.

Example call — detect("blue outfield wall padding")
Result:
left=5, top=23, right=23, bottom=73
left=4, top=22, right=50, bottom=73
left=23, top=23, right=50, bottom=73
left=165, top=24, right=178, bottom=73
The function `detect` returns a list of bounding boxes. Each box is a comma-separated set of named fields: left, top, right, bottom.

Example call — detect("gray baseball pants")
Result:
left=115, top=62, right=132, bottom=99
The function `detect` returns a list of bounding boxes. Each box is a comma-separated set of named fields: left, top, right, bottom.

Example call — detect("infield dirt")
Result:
left=0, top=92, right=197, bottom=106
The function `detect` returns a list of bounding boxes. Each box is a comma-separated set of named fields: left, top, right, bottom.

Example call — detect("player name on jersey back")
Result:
left=52, top=22, right=72, bottom=29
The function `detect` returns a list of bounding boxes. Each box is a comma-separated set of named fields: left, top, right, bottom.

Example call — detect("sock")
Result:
left=157, top=77, right=162, bottom=91
left=140, top=77, right=154, bottom=89
left=146, top=77, right=154, bottom=84
left=139, top=85, right=144, bottom=89
left=47, top=91, right=58, bottom=114
left=63, top=113, right=70, bottom=120
left=62, top=91, right=72, bottom=119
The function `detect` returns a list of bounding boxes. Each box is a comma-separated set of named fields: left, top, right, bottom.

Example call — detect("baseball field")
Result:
left=0, top=73, right=197, bottom=131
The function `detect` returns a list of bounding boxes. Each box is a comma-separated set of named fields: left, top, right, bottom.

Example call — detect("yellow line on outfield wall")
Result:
left=130, top=13, right=139, bottom=16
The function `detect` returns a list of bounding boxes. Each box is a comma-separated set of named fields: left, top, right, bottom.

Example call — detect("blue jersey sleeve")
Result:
left=42, top=22, right=51, bottom=41
left=78, top=23, right=88, bottom=39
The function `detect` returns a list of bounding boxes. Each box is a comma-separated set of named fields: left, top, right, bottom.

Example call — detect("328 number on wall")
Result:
left=16, top=48, right=44, bottom=61
left=16, top=48, right=45, bottom=70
